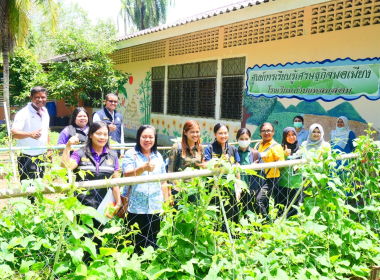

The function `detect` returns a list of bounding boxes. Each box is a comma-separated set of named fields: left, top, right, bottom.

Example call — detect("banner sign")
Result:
left=246, top=58, right=380, bottom=101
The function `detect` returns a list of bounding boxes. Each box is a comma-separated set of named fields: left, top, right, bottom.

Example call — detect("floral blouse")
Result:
left=122, top=148, right=166, bottom=214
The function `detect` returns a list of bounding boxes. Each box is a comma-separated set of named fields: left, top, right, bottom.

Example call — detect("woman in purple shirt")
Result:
left=57, top=107, right=90, bottom=145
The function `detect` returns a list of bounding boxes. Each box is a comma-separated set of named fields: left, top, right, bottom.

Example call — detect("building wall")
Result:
left=112, top=0, right=380, bottom=145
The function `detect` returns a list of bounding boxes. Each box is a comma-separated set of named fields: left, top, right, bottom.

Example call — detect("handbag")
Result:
left=116, top=152, right=137, bottom=219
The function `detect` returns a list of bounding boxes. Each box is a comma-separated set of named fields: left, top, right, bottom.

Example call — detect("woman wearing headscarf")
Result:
left=330, top=116, right=356, bottom=154
left=301, top=124, right=330, bottom=156
left=277, top=127, right=303, bottom=218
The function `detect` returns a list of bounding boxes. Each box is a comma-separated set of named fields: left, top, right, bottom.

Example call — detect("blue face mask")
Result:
left=337, top=126, right=345, bottom=131
left=294, top=122, right=303, bottom=129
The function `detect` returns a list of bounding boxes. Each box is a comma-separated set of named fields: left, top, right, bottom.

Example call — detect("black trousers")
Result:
left=126, top=213, right=161, bottom=255
left=209, top=185, right=239, bottom=234
left=240, top=189, right=255, bottom=218
left=17, top=153, right=46, bottom=203
left=253, top=177, right=279, bottom=219
left=76, top=216, right=105, bottom=264
left=275, top=185, right=301, bottom=218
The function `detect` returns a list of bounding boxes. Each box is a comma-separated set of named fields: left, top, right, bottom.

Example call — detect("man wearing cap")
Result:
left=11, top=86, right=52, bottom=201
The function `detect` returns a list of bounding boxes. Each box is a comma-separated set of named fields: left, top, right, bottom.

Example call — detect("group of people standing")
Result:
left=11, top=86, right=357, bottom=259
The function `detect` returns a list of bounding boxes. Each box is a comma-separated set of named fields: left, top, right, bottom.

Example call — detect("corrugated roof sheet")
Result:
left=115, top=0, right=269, bottom=42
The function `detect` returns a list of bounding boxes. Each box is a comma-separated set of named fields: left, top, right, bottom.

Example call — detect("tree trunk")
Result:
left=123, top=11, right=127, bottom=36
left=241, top=106, right=253, bottom=128
left=1, top=10, right=11, bottom=117
left=140, top=4, right=145, bottom=30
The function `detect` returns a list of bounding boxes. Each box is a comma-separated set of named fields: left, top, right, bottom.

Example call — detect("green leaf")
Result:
left=19, top=260, right=34, bottom=274
left=63, top=197, right=77, bottom=210
left=31, top=262, right=45, bottom=271
left=68, top=248, right=84, bottom=266
left=181, top=261, right=195, bottom=276
left=76, top=264, right=87, bottom=276
left=330, top=255, right=341, bottom=264
left=99, top=227, right=122, bottom=236
left=84, top=237, right=97, bottom=260
left=63, top=210, right=74, bottom=223
left=99, top=247, right=118, bottom=256
left=54, top=262, right=70, bottom=275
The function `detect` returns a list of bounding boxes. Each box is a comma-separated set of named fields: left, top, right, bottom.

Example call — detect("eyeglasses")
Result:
left=260, top=130, right=273, bottom=134
left=33, top=96, right=47, bottom=100
left=107, top=100, right=118, bottom=104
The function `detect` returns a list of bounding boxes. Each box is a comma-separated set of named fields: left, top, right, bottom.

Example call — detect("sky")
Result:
left=65, top=0, right=238, bottom=36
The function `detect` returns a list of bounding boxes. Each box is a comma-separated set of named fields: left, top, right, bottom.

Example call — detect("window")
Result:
left=167, top=61, right=217, bottom=118
left=83, top=92, right=102, bottom=107
left=151, top=66, right=165, bottom=114
left=221, top=57, right=245, bottom=120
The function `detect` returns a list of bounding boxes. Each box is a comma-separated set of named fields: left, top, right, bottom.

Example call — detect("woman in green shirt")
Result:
left=236, top=128, right=264, bottom=217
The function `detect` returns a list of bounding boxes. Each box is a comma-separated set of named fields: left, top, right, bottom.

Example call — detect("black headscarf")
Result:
left=282, top=127, right=299, bottom=155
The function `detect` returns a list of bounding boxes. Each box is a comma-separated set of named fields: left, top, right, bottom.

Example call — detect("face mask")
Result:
left=337, top=126, right=345, bottom=131
left=238, top=140, right=251, bottom=148
left=294, top=122, right=303, bottom=129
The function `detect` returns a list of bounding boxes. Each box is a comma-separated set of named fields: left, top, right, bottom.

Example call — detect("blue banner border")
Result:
left=245, top=57, right=380, bottom=102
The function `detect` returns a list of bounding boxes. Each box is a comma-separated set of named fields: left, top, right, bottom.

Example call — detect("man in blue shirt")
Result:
left=93, top=93, right=124, bottom=156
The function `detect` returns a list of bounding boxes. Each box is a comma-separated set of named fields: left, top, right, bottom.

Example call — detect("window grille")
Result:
left=311, top=0, right=380, bottom=34
left=151, top=66, right=165, bottom=114
left=167, top=61, right=216, bottom=118
left=221, top=57, right=245, bottom=120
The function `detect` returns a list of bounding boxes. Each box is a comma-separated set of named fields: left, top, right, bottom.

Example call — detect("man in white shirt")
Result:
left=11, top=86, right=51, bottom=202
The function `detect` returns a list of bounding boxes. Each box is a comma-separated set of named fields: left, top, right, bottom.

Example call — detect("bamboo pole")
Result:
left=0, top=153, right=360, bottom=200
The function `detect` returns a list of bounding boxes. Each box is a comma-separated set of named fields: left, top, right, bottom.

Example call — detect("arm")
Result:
left=61, top=135, right=80, bottom=170
left=92, top=113, right=101, bottom=122
left=167, top=144, right=178, bottom=173
left=122, top=152, right=155, bottom=177
left=349, top=131, right=356, bottom=152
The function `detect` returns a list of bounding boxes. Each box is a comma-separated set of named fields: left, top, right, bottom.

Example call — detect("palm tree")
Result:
left=118, top=0, right=173, bottom=32
left=0, top=0, right=58, bottom=116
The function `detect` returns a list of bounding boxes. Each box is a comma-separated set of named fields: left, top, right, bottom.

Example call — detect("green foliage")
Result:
left=1, top=127, right=380, bottom=279
left=9, top=47, right=47, bottom=107
left=295, top=100, right=327, bottom=115
left=46, top=29, right=130, bottom=107
left=245, top=95, right=278, bottom=126
left=327, top=102, right=367, bottom=123
left=120, top=0, right=172, bottom=31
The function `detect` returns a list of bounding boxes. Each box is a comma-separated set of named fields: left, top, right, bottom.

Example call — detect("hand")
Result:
left=254, top=159, right=259, bottom=164
left=109, top=121, right=116, bottom=132
left=67, top=134, right=80, bottom=147
left=144, top=156, right=155, bottom=172
left=29, top=129, right=42, bottom=140
left=106, top=204, right=122, bottom=219
left=197, top=160, right=208, bottom=169
left=285, top=145, right=292, bottom=157
left=46, top=149, right=53, bottom=162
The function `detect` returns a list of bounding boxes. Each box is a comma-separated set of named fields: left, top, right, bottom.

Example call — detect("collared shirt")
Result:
left=255, top=139, right=285, bottom=178
left=70, top=146, right=119, bottom=173
left=57, top=125, right=89, bottom=145
left=122, top=148, right=166, bottom=214
left=93, top=108, right=115, bottom=122
left=168, top=142, right=204, bottom=173
left=12, top=103, right=50, bottom=156
left=238, top=147, right=251, bottom=186
left=296, top=128, right=309, bottom=144
left=204, top=141, right=241, bottom=164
